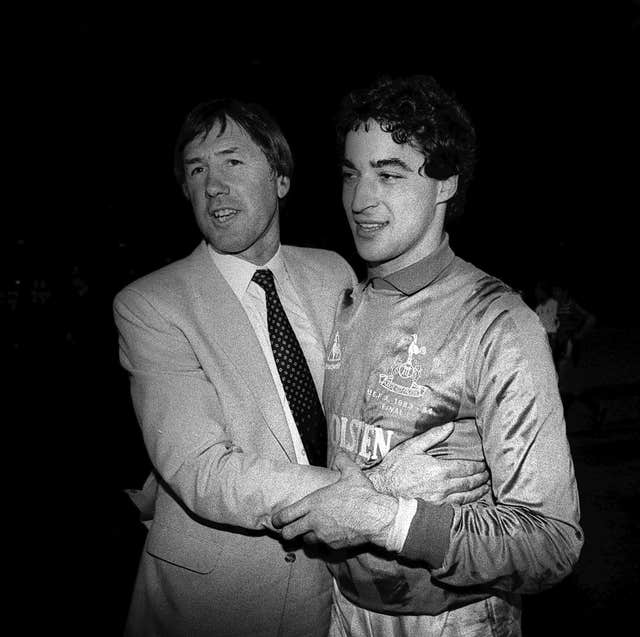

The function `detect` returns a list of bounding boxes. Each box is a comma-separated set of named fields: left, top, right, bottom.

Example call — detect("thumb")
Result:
left=398, top=422, right=455, bottom=454
left=333, top=451, right=362, bottom=476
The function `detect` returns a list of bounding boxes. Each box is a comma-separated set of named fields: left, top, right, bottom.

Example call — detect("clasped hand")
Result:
left=365, top=422, right=490, bottom=504
left=272, top=423, right=490, bottom=549
left=272, top=451, right=398, bottom=549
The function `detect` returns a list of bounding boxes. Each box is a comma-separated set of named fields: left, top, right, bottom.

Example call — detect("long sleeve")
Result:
left=400, top=302, right=583, bottom=593
left=114, top=287, right=338, bottom=532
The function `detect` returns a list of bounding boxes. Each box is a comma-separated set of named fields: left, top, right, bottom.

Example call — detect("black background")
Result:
left=8, top=6, right=635, bottom=322
left=6, top=6, right=637, bottom=635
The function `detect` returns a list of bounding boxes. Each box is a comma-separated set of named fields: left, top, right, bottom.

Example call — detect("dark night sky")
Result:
left=9, top=8, right=636, bottom=324
left=6, top=12, right=637, bottom=632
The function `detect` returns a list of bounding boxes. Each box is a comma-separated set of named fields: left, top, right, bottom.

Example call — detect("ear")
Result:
left=276, top=174, right=291, bottom=199
left=181, top=183, right=191, bottom=201
left=436, top=175, right=458, bottom=204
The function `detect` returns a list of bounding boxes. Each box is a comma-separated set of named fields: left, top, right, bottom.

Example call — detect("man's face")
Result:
left=342, top=120, right=454, bottom=275
left=183, top=119, right=289, bottom=265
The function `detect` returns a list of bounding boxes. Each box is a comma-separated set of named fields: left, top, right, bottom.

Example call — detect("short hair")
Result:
left=173, top=98, right=294, bottom=187
left=336, top=75, right=477, bottom=220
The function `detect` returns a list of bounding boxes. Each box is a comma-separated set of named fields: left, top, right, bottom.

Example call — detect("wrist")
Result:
left=385, top=497, right=419, bottom=553
left=365, top=465, right=389, bottom=494
left=367, top=494, right=398, bottom=546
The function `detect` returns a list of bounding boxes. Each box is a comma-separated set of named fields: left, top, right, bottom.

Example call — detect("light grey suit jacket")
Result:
left=114, top=241, right=356, bottom=637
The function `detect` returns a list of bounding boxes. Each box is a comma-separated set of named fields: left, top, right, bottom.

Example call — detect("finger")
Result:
left=303, top=531, right=320, bottom=544
left=396, top=423, right=455, bottom=454
left=280, top=517, right=313, bottom=541
left=442, top=460, right=489, bottom=479
left=446, top=483, right=491, bottom=506
left=444, top=471, right=490, bottom=495
left=333, top=451, right=362, bottom=476
left=272, top=499, right=310, bottom=529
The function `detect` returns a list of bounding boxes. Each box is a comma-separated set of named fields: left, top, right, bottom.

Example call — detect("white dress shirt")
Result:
left=209, top=244, right=326, bottom=465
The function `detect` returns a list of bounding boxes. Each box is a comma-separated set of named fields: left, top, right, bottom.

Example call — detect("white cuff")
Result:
left=384, top=497, right=418, bottom=552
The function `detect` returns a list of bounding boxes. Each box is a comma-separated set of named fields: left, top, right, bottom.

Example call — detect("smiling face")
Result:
left=182, top=118, right=290, bottom=265
left=342, top=120, right=456, bottom=276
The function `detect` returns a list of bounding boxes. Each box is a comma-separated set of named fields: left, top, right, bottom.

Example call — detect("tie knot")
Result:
left=252, top=268, right=275, bottom=292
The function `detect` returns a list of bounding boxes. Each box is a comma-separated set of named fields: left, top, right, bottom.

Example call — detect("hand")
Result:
left=365, top=423, right=490, bottom=505
left=272, top=452, right=398, bottom=549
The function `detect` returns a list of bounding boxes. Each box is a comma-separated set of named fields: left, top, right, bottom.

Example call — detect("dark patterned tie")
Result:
left=252, top=269, right=327, bottom=466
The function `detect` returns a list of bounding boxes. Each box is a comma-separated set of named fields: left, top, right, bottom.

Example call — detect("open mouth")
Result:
left=209, top=208, right=239, bottom=223
left=355, top=221, right=389, bottom=234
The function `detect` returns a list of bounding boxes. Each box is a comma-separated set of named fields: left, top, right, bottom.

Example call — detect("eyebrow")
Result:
left=184, top=146, right=242, bottom=165
left=341, top=158, right=413, bottom=171
left=371, top=158, right=413, bottom=171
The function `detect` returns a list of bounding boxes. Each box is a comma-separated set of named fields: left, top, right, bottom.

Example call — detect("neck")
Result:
left=369, top=226, right=446, bottom=279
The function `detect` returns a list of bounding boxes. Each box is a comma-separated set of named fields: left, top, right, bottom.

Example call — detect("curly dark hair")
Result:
left=336, top=75, right=477, bottom=220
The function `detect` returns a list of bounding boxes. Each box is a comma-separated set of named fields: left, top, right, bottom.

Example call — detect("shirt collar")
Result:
left=207, top=243, right=286, bottom=299
left=367, top=234, right=455, bottom=295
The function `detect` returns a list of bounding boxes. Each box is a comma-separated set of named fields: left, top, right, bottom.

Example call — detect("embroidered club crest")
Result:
left=379, top=334, right=428, bottom=397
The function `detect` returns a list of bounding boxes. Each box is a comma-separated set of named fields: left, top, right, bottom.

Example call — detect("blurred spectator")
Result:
left=30, top=276, right=54, bottom=306
left=30, top=274, right=63, bottom=360
left=550, top=277, right=598, bottom=416
left=552, top=278, right=597, bottom=369
left=534, top=279, right=559, bottom=356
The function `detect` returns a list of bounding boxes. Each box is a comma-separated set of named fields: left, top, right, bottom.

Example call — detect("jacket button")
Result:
left=284, top=552, right=296, bottom=563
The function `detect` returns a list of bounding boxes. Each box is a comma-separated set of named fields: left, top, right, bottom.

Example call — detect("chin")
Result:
left=356, top=245, right=387, bottom=264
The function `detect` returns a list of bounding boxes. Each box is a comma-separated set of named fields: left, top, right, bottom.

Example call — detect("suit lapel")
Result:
left=185, top=243, right=296, bottom=461
left=282, top=247, right=332, bottom=348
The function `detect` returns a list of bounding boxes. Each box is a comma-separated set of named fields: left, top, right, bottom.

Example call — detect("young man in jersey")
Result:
left=273, top=75, right=583, bottom=636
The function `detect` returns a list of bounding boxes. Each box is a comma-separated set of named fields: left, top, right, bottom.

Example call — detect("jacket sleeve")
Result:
left=341, top=255, right=360, bottom=289
left=114, top=287, right=338, bottom=532
left=399, top=302, right=583, bottom=594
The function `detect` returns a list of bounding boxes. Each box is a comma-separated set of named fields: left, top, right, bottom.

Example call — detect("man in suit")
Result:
left=115, top=97, right=490, bottom=636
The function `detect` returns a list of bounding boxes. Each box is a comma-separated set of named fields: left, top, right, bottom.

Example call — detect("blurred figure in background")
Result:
left=552, top=277, right=597, bottom=370
left=534, top=279, right=559, bottom=356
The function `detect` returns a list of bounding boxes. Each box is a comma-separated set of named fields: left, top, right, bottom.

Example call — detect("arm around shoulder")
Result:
left=113, top=286, right=338, bottom=531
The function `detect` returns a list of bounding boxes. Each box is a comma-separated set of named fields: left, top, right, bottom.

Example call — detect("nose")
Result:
left=205, top=172, right=229, bottom=198
left=348, top=177, right=377, bottom=215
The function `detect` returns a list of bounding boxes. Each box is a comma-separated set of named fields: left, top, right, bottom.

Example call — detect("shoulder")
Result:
left=486, top=293, right=542, bottom=335
left=113, top=244, right=205, bottom=311
left=451, top=259, right=542, bottom=337
left=281, top=245, right=357, bottom=287
left=470, top=285, right=550, bottom=376
left=282, top=245, right=353, bottom=271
